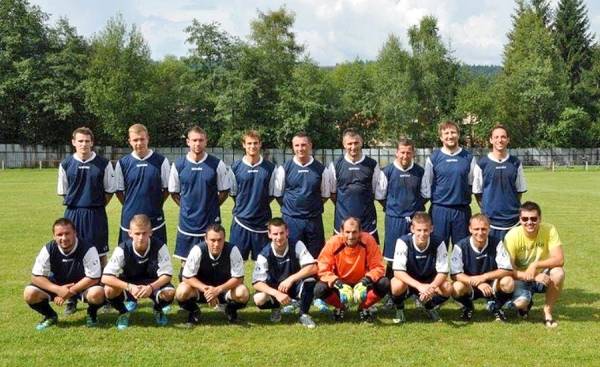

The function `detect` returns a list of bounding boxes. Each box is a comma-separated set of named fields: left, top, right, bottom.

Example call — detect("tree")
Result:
left=454, top=72, right=496, bottom=147
left=548, top=106, right=592, bottom=146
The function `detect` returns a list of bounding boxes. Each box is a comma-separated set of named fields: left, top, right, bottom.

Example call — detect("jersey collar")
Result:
left=440, top=147, right=462, bottom=156
left=411, top=235, right=431, bottom=253
left=242, top=155, right=263, bottom=168
left=186, top=151, right=208, bottom=164
left=132, top=150, right=154, bottom=161
left=58, top=238, right=79, bottom=256
left=270, top=242, right=290, bottom=257
left=487, top=152, right=510, bottom=163
left=73, top=151, right=96, bottom=163
left=344, top=154, right=365, bottom=165
left=293, top=156, right=314, bottom=167
left=132, top=239, right=151, bottom=258
left=393, top=160, right=414, bottom=171
left=469, top=237, right=489, bottom=253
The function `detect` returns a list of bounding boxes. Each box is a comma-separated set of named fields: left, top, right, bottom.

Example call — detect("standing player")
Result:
left=229, top=130, right=277, bottom=260
left=23, top=218, right=104, bottom=329
left=314, top=217, right=388, bottom=323
left=451, top=214, right=514, bottom=322
left=390, top=212, right=452, bottom=323
left=252, top=218, right=318, bottom=328
left=175, top=224, right=249, bottom=325
left=422, top=121, right=476, bottom=247
left=329, top=129, right=385, bottom=243
left=473, top=124, right=527, bottom=239
left=168, top=126, right=230, bottom=263
left=273, top=132, right=331, bottom=258
left=380, top=138, right=426, bottom=274
left=58, top=127, right=115, bottom=267
left=102, top=215, right=175, bottom=330
left=504, top=202, right=565, bottom=328
left=114, top=124, right=170, bottom=245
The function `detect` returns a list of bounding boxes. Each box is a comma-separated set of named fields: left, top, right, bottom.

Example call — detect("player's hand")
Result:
left=535, top=272, right=550, bottom=286
left=353, top=282, right=368, bottom=304
left=469, top=275, right=486, bottom=287
left=275, top=291, right=291, bottom=305
left=204, top=286, right=220, bottom=303
left=208, top=297, right=219, bottom=308
left=334, top=280, right=354, bottom=305
left=278, top=278, right=294, bottom=293
left=477, top=282, right=493, bottom=297
left=417, top=283, right=434, bottom=300
left=524, top=262, right=538, bottom=281
left=54, top=296, right=66, bottom=306
left=137, top=285, right=153, bottom=299
left=130, top=284, right=145, bottom=299
left=56, top=284, right=74, bottom=299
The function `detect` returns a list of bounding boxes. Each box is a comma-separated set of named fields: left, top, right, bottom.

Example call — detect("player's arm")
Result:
left=327, top=162, right=337, bottom=204
left=113, top=161, right=125, bottom=205
left=472, top=160, right=483, bottom=207
left=272, top=165, right=284, bottom=207
left=317, top=243, right=339, bottom=287
left=532, top=245, right=564, bottom=271
left=171, top=193, right=181, bottom=206
left=213, top=276, right=243, bottom=295
left=162, top=190, right=170, bottom=204
left=160, top=158, right=171, bottom=205
left=104, top=162, right=116, bottom=205
left=253, top=281, right=281, bottom=298
left=474, top=194, right=483, bottom=208
left=31, top=276, right=74, bottom=299
left=285, top=263, right=318, bottom=287
left=71, top=246, right=102, bottom=294
left=218, top=190, right=229, bottom=205
left=364, top=239, right=385, bottom=282
left=430, top=272, right=448, bottom=289
left=216, top=161, right=231, bottom=206
left=116, top=191, right=125, bottom=205
left=394, top=270, right=425, bottom=290
left=167, top=162, right=181, bottom=206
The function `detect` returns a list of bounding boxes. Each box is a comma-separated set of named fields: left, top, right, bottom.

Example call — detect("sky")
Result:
left=29, top=0, right=600, bottom=66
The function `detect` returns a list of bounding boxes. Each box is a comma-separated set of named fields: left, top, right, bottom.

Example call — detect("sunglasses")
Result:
left=520, top=216, right=539, bottom=223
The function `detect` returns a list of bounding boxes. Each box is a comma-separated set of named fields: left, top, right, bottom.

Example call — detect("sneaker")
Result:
left=270, top=308, right=282, bottom=323
left=36, top=316, right=58, bottom=331
left=154, top=310, right=168, bottom=326
left=382, top=295, right=395, bottom=311
left=224, top=304, right=238, bottom=323
left=359, top=308, right=375, bottom=323
left=313, top=298, right=330, bottom=313
left=333, top=308, right=345, bottom=322
left=125, top=301, right=138, bottom=313
left=493, top=308, right=507, bottom=323
left=186, top=310, right=200, bottom=327
left=460, top=307, right=474, bottom=321
left=116, top=313, right=130, bottom=330
left=392, top=309, right=406, bottom=324
left=298, top=314, right=316, bottom=329
left=64, top=301, right=77, bottom=316
left=424, top=307, right=442, bottom=322
left=85, top=315, right=98, bottom=328
left=282, top=300, right=299, bottom=314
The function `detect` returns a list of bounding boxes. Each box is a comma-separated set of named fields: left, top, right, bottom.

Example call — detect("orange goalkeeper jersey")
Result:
left=317, top=232, right=385, bottom=286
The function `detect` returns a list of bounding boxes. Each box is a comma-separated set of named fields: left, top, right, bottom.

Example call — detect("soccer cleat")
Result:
left=64, top=301, right=77, bottom=316
left=424, top=307, right=442, bottom=322
left=359, top=308, right=375, bottom=323
left=154, top=310, right=168, bottom=326
left=392, top=309, right=406, bottom=324
left=270, top=308, right=282, bottom=323
left=36, top=316, right=58, bottom=331
left=116, top=313, right=130, bottom=330
left=125, top=301, right=138, bottom=313
left=313, top=298, right=330, bottom=313
left=281, top=300, right=300, bottom=314
left=382, top=295, right=395, bottom=311
left=224, top=304, right=238, bottom=323
left=186, top=310, right=200, bottom=327
left=161, top=305, right=172, bottom=314
left=493, top=308, right=508, bottom=323
left=460, top=306, right=474, bottom=321
left=298, top=314, right=316, bottom=329
left=333, top=308, right=345, bottom=322
left=85, top=315, right=98, bottom=328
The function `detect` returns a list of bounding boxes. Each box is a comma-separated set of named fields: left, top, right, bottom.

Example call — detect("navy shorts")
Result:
left=65, top=207, right=109, bottom=256
left=229, top=220, right=269, bottom=261
left=119, top=224, right=167, bottom=247
left=383, top=215, right=412, bottom=261
left=174, top=230, right=204, bottom=260
left=429, top=204, right=471, bottom=247
left=283, top=214, right=325, bottom=258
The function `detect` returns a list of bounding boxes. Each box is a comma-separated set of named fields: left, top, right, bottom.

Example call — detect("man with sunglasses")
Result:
left=504, top=201, right=565, bottom=328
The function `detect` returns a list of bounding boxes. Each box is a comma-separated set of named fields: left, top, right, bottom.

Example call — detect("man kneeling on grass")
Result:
left=252, top=218, right=318, bottom=328
left=24, top=218, right=104, bottom=330
left=175, top=223, right=249, bottom=326
left=102, top=214, right=175, bottom=330
left=450, top=214, right=514, bottom=322
left=390, top=212, right=452, bottom=323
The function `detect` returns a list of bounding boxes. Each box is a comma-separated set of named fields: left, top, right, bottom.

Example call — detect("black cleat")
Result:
left=333, top=308, right=345, bottom=322
left=186, top=310, right=200, bottom=328
left=359, top=308, right=375, bottom=323
left=224, top=304, right=238, bottom=323
left=460, top=306, right=474, bottom=321
left=493, top=308, right=508, bottom=322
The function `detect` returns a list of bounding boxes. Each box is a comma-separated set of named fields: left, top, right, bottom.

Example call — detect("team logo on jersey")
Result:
left=348, top=167, right=360, bottom=171
left=247, top=169, right=259, bottom=173
left=137, top=258, right=149, bottom=264
left=476, top=255, right=487, bottom=260
left=191, top=167, right=203, bottom=171
left=136, top=163, right=148, bottom=168
left=495, top=166, right=507, bottom=170
left=78, top=166, right=90, bottom=170
left=211, top=261, right=220, bottom=267
left=298, top=169, right=309, bottom=173
left=62, top=258, right=75, bottom=262
left=445, top=159, right=458, bottom=163
left=277, top=259, right=291, bottom=265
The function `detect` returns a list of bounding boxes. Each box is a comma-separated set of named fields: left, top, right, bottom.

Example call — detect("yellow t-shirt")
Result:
left=504, top=223, right=562, bottom=271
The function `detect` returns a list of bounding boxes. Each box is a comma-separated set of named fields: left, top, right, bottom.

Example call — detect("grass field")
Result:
left=1, top=168, right=599, bottom=366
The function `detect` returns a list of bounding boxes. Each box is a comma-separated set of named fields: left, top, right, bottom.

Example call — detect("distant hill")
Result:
left=462, top=64, right=502, bottom=77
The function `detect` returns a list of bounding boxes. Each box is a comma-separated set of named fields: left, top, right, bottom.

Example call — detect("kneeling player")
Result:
left=390, top=212, right=452, bottom=323
left=23, top=218, right=104, bottom=330
left=252, top=218, right=318, bottom=328
left=451, top=214, right=514, bottom=322
left=176, top=224, right=249, bottom=325
left=102, top=215, right=175, bottom=329
left=314, top=217, right=388, bottom=323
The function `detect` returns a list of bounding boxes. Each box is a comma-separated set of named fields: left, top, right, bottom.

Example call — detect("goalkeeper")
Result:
left=314, top=217, right=388, bottom=323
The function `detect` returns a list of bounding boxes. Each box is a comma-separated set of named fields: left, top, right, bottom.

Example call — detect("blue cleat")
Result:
left=36, top=316, right=57, bottom=331
left=313, top=298, right=330, bottom=313
left=154, top=310, right=168, bottom=326
left=125, top=301, right=138, bottom=313
left=116, top=313, right=130, bottom=330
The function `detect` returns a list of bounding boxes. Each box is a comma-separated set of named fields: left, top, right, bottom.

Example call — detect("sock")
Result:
left=256, top=298, right=279, bottom=310
left=29, top=300, right=57, bottom=319
left=454, top=295, right=474, bottom=310
left=226, top=300, right=247, bottom=310
left=87, top=303, right=102, bottom=320
left=153, top=297, right=172, bottom=312
left=300, top=282, right=316, bottom=315
left=391, top=294, right=406, bottom=309
left=324, top=293, right=343, bottom=309
left=425, top=295, right=448, bottom=310
left=494, top=291, right=512, bottom=308
left=178, top=298, right=199, bottom=313
left=359, top=289, right=381, bottom=309
left=107, top=293, right=128, bottom=314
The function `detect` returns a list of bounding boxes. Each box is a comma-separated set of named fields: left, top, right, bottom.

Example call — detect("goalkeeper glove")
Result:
left=353, top=277, right=372, bottom=303
left=334, top=280, right=353, bottom=306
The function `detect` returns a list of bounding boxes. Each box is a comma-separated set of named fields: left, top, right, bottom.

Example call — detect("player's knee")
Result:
left=549, top=267, right=565, bottom=285
left=253, top=292, right=270, bottom=306
left=175, top=283, right=193, bottom=301
left=23, top=286, right=42, bottom=304
left=513, top=298, right=530, bottom=310
left=231, top=285, right=249, bottom=303
left=313, top=281, right=329, bottom=298
left=499, top=276, right=514, bottom=293
left=104, top=284, right=122, bottom=298
left=86, top=286, right=105, bottom=304
left=452, top=281, right=469, bottom=297
left=438, top=281, right=453, bottom=297
left=390, top=278, right=407, bottom=296
left=160, top=288, right=175, bottom=302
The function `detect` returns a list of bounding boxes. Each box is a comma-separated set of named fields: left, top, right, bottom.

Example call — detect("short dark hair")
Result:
left=490, top=124, right=509, bottom=138
left=397, top=137, right=415, bottom=150
left=292, top=132, right=313, bottom=145
left=206, top=223, right=226, bottom=235
left=242, top=130, right=262, bottom=144
left=268, top=217, right=288, bottom=230
left=437, top=120, right=459, bottom=136
left=53, top=218, right=76, bottom=232
left=520, top=201, right=542, bottom=217
left=187, top=126, right=207, bottom=138
left=342, top=128, right=362, bottom=142
left=72, top=127, right=94, bottom=142
left=470, top=213, right=490, bottom=226
left=411, top=211, right=432, bottom=225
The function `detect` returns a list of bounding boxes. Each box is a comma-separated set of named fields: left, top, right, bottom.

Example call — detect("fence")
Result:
left=1, top=144, right=600, bottom=169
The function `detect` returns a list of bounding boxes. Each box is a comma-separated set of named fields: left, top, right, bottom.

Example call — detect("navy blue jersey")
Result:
left=103, top=237, right=173, bottom=282
left=58, top=153, right=114, bottom=208
left=170, top=154, right=227, bottom=234
left=392, top=234, right=448, bottom=282
left=280, top=158, right=326, bottom=218
left=382, top=162, right=425, bottom=218
left=332, top=155, right=379, bottom=233
left=261, top=242, right=300, bottom=287
left=473, top=154, right=527, bottom=228
left=450, top=235, right=513, bottom=276
left=115, top=151, right=169, bottom=230
left=32, top=238, right=101, bottom=285
left=231, top=157, right=276, bottom=231
left=424, top=148, right=474, bottom=206
left=182, top=242, right=245, bottom=286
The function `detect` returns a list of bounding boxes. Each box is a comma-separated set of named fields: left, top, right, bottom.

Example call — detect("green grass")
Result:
left=1, top=169, right=599, bottom=366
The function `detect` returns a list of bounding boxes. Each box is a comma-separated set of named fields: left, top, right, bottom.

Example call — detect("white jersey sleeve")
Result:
left=103, top=162, right=116, bottom=193
left=114, top=161, right=125, bottom=192
left=252, top=254, right=269, bottom=283
left=468, top=157, right=477, bottom=186
left=229, top=246, right=245, bottom=278
left=472, top=163, right=483, bottom=194
left=450, top=245, right=464, bottom=275
left=160, top=158, right=171, bottom=189
left=373, top=164, right=386, bottom=200
left=182, top=245, right=202, bottom=278
left=320, top=166, right=332, bottom=198
left=216, top=160, right=231, bottom=191
left=516, top=164, right=527, bottom=193
left=32, top=246, right=51, bottom=277
left=495, top=241, right=513, bottom=271
left=435, top=242, right=450, bottom=274
left=167, top=162, right=180, bottom=193
left=392, top=239, right=409, bottom=271
left=156, top=244, right=173, bottom=276
left=57, top=165, right=68, bottom=196
left=228, top=167, right=238, bottom=196
left=272, top=165, right=285, bottom=198
left=83, top=247, right=102, bottom=279
left=328, top=162, right=337, bottom=193
left=103, top=247, right=126, bottom=276
left=295, top=241, right=316, bottom=267
left=421, top=157, right=433, bottom=199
